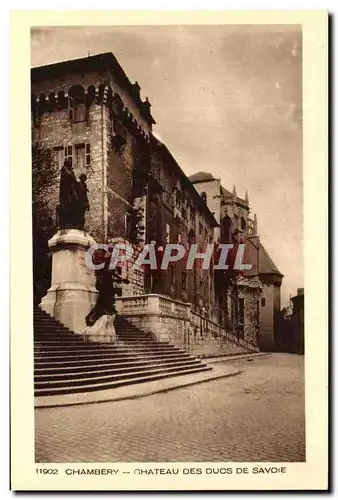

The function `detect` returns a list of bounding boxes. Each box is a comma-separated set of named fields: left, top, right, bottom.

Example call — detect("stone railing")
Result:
left=190, top=310, right=259, bottom=354
left=116, top=295, right=149, bottom=314
left=116, top=294, right=190, bottom=318
left=116, top=294, right=259, bottom=357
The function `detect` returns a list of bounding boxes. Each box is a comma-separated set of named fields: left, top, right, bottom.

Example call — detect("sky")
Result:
left=31, top=25, right=303, bottom=306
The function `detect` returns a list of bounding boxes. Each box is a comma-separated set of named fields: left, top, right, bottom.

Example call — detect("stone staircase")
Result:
left=34, top=305, right=211, bottom=397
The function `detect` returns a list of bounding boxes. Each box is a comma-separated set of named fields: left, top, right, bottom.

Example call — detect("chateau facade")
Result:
left=31, top=52, right=283, bottom=351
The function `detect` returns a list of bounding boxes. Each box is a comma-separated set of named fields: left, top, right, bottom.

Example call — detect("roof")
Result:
left=221, top=186, right=233, bottom=198
left=31, top=52, right=155, bottom=125
left=189, top=172, right=248, bottom=206
left=188, top=171, right=215, bottom=183
left=259, top=244, right=283, bottom=276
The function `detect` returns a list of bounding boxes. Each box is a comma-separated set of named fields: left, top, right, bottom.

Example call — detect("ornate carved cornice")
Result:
left=31, top=52, right=156, bottom=125
left=31, top=83, right=150, bottom=144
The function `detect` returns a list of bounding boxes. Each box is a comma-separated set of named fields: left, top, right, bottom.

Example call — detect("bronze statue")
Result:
left=85, top=247, right=129, bottom=327
left=57, top=158, right=89, bottom=229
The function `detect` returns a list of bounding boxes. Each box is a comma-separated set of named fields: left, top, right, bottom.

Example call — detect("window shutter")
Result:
left=85, top=143, right=91, bottom=167
left=68, top=96, right=74, bottom=122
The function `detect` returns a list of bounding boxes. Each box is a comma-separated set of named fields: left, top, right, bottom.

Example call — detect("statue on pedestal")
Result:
left=57, top=158, right=89, bottom=230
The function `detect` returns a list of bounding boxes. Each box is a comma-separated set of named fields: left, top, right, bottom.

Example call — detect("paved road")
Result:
left=35, top=353, right=305, bottom=463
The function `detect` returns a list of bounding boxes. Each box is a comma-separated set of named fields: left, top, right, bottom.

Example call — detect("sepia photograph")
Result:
left=31, top=23, right=305, bottom=464
left=10, top=10, right=328, bottom=491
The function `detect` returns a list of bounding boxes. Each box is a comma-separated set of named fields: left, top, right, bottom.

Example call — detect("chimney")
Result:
left=245, top=190, right=249, bottom=206
left=133, top=81, right=141, bottom=97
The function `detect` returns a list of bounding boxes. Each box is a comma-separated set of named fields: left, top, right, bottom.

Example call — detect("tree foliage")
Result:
left=32, top=142, right=58, bottom=302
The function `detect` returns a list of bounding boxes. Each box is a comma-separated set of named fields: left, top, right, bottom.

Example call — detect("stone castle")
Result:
left=31, top=52, right=283, bottom=355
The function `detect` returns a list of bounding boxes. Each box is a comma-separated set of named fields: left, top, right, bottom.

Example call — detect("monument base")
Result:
left=82, top=314, right=117, bottom=343
left=40, top=229, right=99, bottom=334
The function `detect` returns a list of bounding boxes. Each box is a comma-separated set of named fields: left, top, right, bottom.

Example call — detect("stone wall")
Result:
left=31, top=68, right=151, bottom=297
left=193, top=178, right=221, bottom=223
left=259, top=283, right=275, bottom=350
left=149, top=141, right=217, bottom=317
left=116, top=294, right=259, bottom=358
left=32, top=102, right=106, bottom=241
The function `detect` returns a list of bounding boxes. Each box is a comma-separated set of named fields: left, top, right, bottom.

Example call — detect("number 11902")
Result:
left=36, top=468, right=58, bottom=475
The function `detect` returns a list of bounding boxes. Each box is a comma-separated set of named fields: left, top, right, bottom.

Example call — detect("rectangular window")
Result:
left=68, top=96, right=86, bottom=123
left=238, top=298, right=245, bottom=325
left=71, top=143, right=91, bottom=173
left=170, top=264, right=176, bottom=285
left=176, top=190, right=182, bottom=209
left=231, top=296, right=237, bottom=329
left=190, top=206, right=196, bottom=224
left=85, top=143, right=91, bottom=167
left=64, top=145, right=73, bottom=163
left=75, top=144, right=86, bottom=172
left=68, top=96, right=74, bottom=122
left=182, top=270, right=187, bottom=291
left=199, top=222, right=203, bottom=235
left=261, top=297, right=266, bottom=307
left=165, top=223, right=170, bottom=244
left=199, top=278, right=204, bottom=297
left=74, top=103, right=86, bottom=123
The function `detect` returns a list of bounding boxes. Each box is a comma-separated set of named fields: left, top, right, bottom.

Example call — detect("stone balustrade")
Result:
left=116, top=294, right=259, bottom=357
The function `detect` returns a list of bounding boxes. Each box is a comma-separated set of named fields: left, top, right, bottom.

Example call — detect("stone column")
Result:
left=146, top=295, right=164, bottom=339
left=40, top=229, right=99, bottom=334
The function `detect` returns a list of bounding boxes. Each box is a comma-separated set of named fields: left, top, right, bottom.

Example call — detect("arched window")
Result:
left=221, top=216, right=232, bottom=243
left=68, top=85, right=86, bottom=123
left=241, top=216, right=246, bottom=232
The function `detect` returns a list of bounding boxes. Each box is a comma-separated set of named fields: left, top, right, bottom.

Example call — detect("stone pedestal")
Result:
left=82, top=314, right=117, bottom=343
left=40, top=229, right=99, bottom=334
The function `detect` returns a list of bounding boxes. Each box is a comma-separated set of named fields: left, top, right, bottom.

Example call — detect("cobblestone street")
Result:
left=35, top=354, right=305, bottom=463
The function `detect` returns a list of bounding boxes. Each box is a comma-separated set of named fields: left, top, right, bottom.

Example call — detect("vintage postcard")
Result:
left=10, top=10, right=328, bottom=491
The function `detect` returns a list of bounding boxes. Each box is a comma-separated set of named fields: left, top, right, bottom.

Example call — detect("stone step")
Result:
left=35, top=342, right=172, bottom=349
left=33, top=306, right=210, bottom=397
left=34, top=329, right=75, bottom=336
left=34, top=317, right=69, bottom=324
left=34, top=329, right=152, bottom=340
left=35, top=359, right=203, bottom=382
left=34, top=352, right=193, bottom=368
left=34, top=346, right=184, bottom=357
left=34, top=365, right=212, bottom=396
left=34, top=357, right=203, bottom=375
left=34, top=328, right=76, bottom=334
left=116, top=337, right=159, bottom=342
left=34, top=332, right=74, bottom=339
left=35, top=364, right=207, bottom=389
left=34, top=338, right=174, bottom=347
left=34, top=339, right=171, bottom=347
